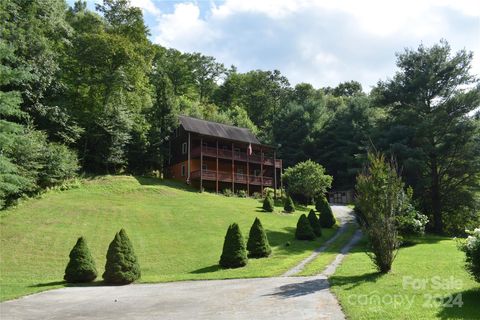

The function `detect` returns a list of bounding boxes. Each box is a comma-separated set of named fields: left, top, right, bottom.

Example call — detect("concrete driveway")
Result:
left=0, top=205, right=358, bottom=320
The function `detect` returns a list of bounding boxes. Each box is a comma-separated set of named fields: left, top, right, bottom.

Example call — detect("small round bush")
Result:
left=284, top=196, right=295, bottom=213
left=263, top=196, right=274, bottom=212
left=247, top=217, right=271, bottom=258
left=220, top=223, right=248, bottom=268
left=316, top=197, right=336, bottom=228
left=64, top=237, right=97, bottom=283
left=295, top=214, right=316, bottom=240
left=308, top=209, right=322, bottom=237
left=103, top=229, right=141, bottom=284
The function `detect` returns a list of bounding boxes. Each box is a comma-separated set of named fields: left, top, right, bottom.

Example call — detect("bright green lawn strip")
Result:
left=297, top=223, right=358, bottom=276
left=0, top=176, right=336, bottom=301
left=330, top=236, right=480, bottom=319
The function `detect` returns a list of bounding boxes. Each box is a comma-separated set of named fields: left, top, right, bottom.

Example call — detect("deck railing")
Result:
left=190, top=170, right=273, bottom=186
left=191, top=146, right=281, bottom=168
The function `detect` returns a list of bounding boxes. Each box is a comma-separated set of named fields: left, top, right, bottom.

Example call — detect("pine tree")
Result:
left=263, top=196, right=274, bottom=212
left=247, top=218, right=271, bottom=258
left=219, top=223, right=248, bottom=268
left=295, top=214, right=316, bottom=240
left=64, top=237, right=97, bottom=283
left=308, top=209, right=322, bottom=237
left=284, top=196, right=295, bottom=213
left=103, top=229, right=141, bottom=284
left=316, top=196, right=336, bottom=228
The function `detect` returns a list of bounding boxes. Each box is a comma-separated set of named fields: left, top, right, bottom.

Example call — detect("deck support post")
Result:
left=200, top=137, right=203, bottom=192
left=273, top=150, right=277, bottom=199
left=247, top=144, right=250, bottom=196
left=260, top=147, right=264, bottom=195
left=187, top=132, right=191, bottom=183
left=231, top=143, right=235, bottom=193
left=216, top=140, right=219, bottom=194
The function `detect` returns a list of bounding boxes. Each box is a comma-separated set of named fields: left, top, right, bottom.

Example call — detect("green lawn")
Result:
left=297, top=223, right=358, bottom=276
left=0, top=175, right=336, bottom=301
left=330, top=236, right=480, bottom=319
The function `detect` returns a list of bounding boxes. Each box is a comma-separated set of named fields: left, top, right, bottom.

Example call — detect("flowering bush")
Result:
left=459, top=227, right=480, bottom=283
left=396, top=187, right=428, bottom=236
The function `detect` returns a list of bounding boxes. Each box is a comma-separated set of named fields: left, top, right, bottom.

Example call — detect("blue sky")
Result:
left=72, top=0, right=480, bottom=91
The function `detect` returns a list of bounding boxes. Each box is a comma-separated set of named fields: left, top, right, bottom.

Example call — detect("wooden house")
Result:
left=165, top=115, right=283, bottom=195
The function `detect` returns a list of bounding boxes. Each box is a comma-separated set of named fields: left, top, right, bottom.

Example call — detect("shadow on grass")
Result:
left=133, top=176, right=198, bottom=192
left=29, top=280, right=107, bottom=288
left=190, top=265, right=221, bottom=274
left=436, top=288, right=480, bottom=319
left=329, top=272, right=383, bottom=290
left=264, top=278, right=329, bottom=298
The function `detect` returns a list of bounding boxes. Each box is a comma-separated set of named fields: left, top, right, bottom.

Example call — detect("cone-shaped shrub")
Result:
left=103, top=229, right=141, bottom=284
left=316, top=196, right=336, bottom=228
left=263, top=196, right=274, bottom=212
left=308, top=209, right=322, bottom=237
left=219, top=223, right=248, bottom=268
left=64, top=237, right=97, bottom=283
left=247, top=218, right=271, bottom=258
left=284, top=196, right=295, bottom=213
left=295, top=214, right=316, bottom=240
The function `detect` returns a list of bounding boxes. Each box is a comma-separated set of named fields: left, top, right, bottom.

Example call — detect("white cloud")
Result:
left=131, top=0, right=161, bottom=16
left=150, top=0, right=480, bottom=89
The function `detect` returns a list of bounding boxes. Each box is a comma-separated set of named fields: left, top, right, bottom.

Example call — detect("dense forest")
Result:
left=1, top=0, right=479, bottom=235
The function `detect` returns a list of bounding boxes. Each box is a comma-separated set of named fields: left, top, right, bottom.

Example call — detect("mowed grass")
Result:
left=297, top=223, right=358, bottom=276
left=330, top=236, right=480, bottom=319
left=0, top=176, right=337, bottom=301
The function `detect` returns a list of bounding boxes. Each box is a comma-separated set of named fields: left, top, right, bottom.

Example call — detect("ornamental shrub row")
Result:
left=64, top=229, right=140, bottom=285
left=220, top=218, right=271, bottom=268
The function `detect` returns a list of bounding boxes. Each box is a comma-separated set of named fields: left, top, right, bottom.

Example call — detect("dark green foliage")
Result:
left=295, top=214, right=316, bottom=240
left=247, top=218, right=271, bottom=258
left=219, top=223, right=248, bottom=268
left=308, top=209, right=322, bottom=237
left=103, top=229, right=141, bottom=284
left=263, top=196, right=274, bottom=212
left=284, top=196, right=295, bottom=213
left=64, top=237, right=97, bottom=283
left=316, top=197, right=336, bottom=228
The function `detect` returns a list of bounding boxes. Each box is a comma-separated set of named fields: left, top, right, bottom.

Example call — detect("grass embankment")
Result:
left=330, top=236, right=480, bottom=319
left=0, top=176, right=337, bottom=301
left=297, top=223, right=358, bottom=276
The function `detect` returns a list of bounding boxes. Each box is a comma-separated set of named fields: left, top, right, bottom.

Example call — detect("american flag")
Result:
left=247, top=143, right=252, bottom=155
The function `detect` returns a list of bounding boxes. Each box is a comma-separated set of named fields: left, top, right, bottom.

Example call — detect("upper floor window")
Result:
left=182, top=142, right=187, bottom=154
left=181, top=164, right=186, bottom=177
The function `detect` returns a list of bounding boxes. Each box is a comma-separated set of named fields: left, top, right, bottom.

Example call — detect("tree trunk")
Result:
left=430, top=156, right=443, bottom=234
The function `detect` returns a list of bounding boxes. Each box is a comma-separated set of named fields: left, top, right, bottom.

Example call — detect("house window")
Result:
left=253, top=169, right=260, bottom=177
left=237, top=167, right=244, bottom=175
left=182, top=142, right=187, bottom=154
left=181, top=164, right=186, bottom=177
left=202, top=163, right=208, bottom=171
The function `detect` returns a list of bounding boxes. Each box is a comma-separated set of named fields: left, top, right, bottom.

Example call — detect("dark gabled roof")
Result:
left=178, top=115, right=262, bottom=145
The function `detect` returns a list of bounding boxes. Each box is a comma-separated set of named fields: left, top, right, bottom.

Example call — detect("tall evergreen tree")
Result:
left=374, top=40, right=480, bottom=234
left=103, top=229, right=141, bottom=284
left=247, top=218, right=271, bottom=258
left=64, top=237, right=97, bottom=283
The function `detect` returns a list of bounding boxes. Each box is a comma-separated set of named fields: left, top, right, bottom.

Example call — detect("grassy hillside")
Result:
left=0, top=176, right=337, bottom=301
left=330, top=236, right=480, bottom=319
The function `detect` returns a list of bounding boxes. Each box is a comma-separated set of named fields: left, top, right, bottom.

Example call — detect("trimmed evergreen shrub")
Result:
left=284, top=196, right=295, bottom=213
left=219, top=223, right=248, bottom=268
left=263, top=196, right=274, bottom=212
left=308, top=209, right=322, bottom=237
left=316, top=196, right=336, bottom=228
left=247, top=217, right=271, bottom=258
left=103, top=229, right=141, bottom=284
left=64, top=237, right=97, bottom=283
left=295, top=214, right=316, bottom=240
